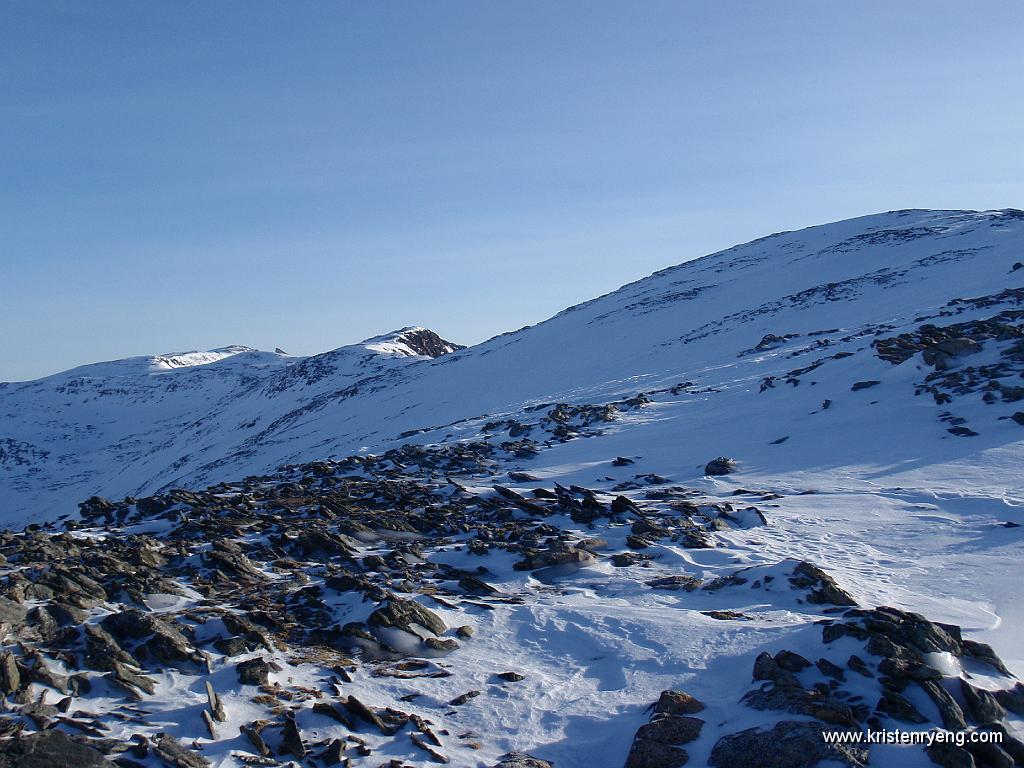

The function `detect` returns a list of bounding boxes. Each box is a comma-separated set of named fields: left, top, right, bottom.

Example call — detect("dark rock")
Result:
left=680, top=529, right=714, bottom=549
left=611, top=495, right=640, bottom=514
left=925, top=742, right=976, bottom=768
left=850, top=380, right=880, bottom=391
left=449, top=689, right=481, bottom=706
left=0, top=597, right=28, bottom=630
left=312, top=701, right=355, bottom=729
left=653, top=690, right=705, bottom=716
left=513, top=547, right=595, bottom=572
left=279, top=714, right=305, bottom=759
left=788, top=561, right=857, bottom=606
left=368, top=597, right=447, bottom=636
left=84, top=624, right=138, bottom=671
left=918, top=679, right=968, bottom=731
left=343, top=694, right=393, bottom=735
left=458, top=574, right=501, bottom=596
left=962, top=639, right=1012, bottom=675
left=635, top=715, right=704, bottom=745
left=704, top=457, right=735, bottom=476
left=847, top=655, right=873, bottom=678
left=237, top=658, right=272, bottom=686
left=102, top=608, right=195, bottom=666
left=152, top=733, right=210, bottom=767
left=960, top=679, right=1005, bottom=724
left=424, top=637, right=460, bottom=653
left=964, top=741, right=1013, bottom=768
left=212, top=636, right=249, bottom=656
left=632, top=518, right=668, bottom=538
left=994, top=682, right=1024, bottom=715
left=612, top=552, right=646, bottom=567
left=492, top=754, right=552, bottom=768
left=878, top=656, right=941, bottom=681
left=775, top=650, right=812, bottom=673
left=0, top=729, right=109, bottom=768
left=876, top=690, right=928, bottom=723
left=709, top=721, right=868, bottom=768
left=742, top=685, right=858, bottom=727
left=816, top=658, right=846, bottom=680
left=752, top=651, right=801, bottom=687
left=646, top=575, right=702, bottom=592
left=977, top=724, right=1024, bottom=765
left=702, top=610, right=751, bottom=621
left=625, top=739, right=688, bottom=768
left=0, top=651, right=20, bottom=694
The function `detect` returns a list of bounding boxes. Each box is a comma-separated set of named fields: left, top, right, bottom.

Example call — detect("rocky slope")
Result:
left=0, top=328, right=463, bottom=523
left=1, top=209, right=1024, bottom=767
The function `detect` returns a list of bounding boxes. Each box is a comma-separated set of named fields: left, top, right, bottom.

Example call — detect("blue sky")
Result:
left=2, top=1, right=1022, bottom=381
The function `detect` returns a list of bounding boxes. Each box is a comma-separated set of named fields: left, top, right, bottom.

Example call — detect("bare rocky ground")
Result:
left=0, top=431, right=1021, bottom=767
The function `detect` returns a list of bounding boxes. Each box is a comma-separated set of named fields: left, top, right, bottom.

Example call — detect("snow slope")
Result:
left=2, top=208, right=1024, bottom=767
left=4, top=209, right=1023, bottom=523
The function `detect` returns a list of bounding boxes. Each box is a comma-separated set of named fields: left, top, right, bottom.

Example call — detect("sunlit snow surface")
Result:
left=3, top=209, right=1024, bottom=765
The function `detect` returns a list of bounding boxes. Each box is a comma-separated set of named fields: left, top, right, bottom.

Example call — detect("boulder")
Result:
left=0, top=651, right=20, bottom=694
left=0, top=598, right=28, bottom=631
left=788, top=561, right=857, bottom=606
left=368, top=597, right=447, bottom=636
left=654, top=690, right=705, bottom=716
left=0, top=729, right=109, bottom=768
left=513, top=547, right=595, bottom=572
left=237, top=658, right=273, bottom=686
left=709, top=721, right=868, bottom=768
left=704, top=458, right=735, bottom=476
left=153, top=733, right=211, bottom=767
left=492, top=754, right=553, bottom=768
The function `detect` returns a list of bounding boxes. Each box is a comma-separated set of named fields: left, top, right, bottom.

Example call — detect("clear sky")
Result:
left=2, top=1, right=1022, bottom=381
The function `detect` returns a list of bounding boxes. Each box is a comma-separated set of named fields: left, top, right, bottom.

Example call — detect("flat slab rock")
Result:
left=0, top=730, right=109, bottom=768
left=492, top=753, right=554, bottom=768
left=709, top=721, right=868, bottom=768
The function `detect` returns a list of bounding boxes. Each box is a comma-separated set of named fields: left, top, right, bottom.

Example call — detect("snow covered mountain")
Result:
left=4, top=209, right=1024, bottom=526
left=3, top=208, right=1024, bottom=768
left=0, top=327, right=463, bottom=522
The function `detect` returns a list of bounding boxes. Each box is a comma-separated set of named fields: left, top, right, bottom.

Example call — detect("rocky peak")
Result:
left=391, top=327, right=465, bottom=358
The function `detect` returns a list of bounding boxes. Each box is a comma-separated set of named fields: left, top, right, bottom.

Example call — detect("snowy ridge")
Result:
left=6, top=208, right=1024, bottom=523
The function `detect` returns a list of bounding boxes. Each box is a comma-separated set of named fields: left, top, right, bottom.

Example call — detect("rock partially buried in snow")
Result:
left=704, top=457, right=735, bottom=476
left=709, top=721, right=868, bottom=768
left=492, top=753, right=553, bottom=768
left=368, top=596, right=447, bottom=636
left=0, top=729, right=109, bottom=768
left=624, top=690, right=706, bottom=768
left=922, top=337, right=982, bottom=369
left=153, top=732, right=211, bottom=767
left=654, top=689, right=706, bottom=716
left=513, top=546, right=596, bottom=572
left=236, top=657, right=274, bottom=686
left=788, top=561, right=857, bottom=606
